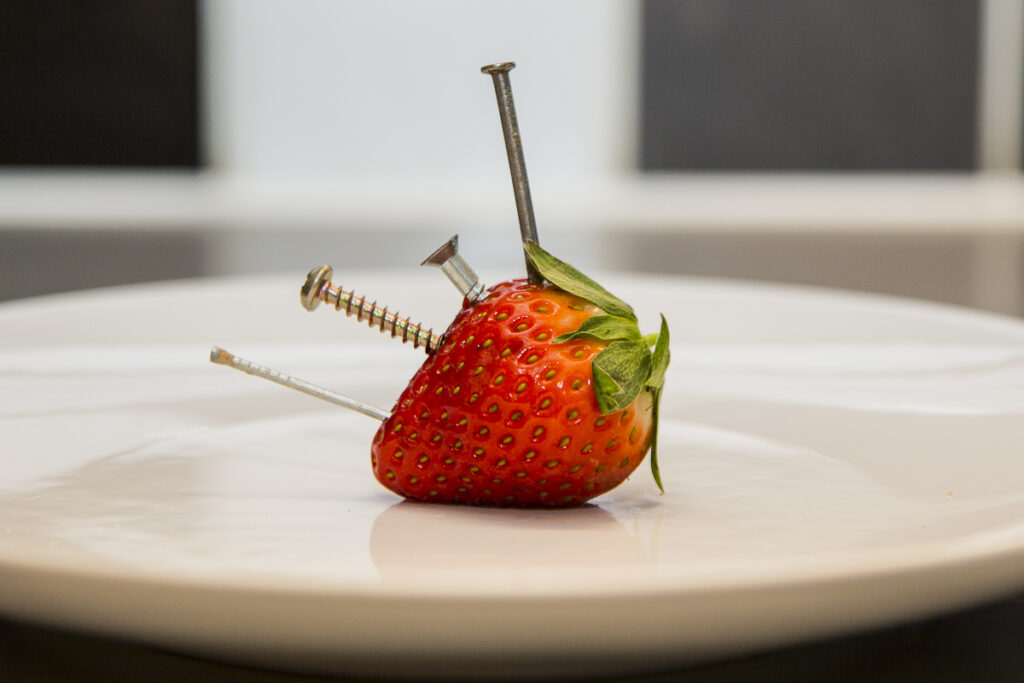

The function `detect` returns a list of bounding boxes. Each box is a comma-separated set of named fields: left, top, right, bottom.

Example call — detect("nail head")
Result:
left=481, top=62, right=516, bottom=74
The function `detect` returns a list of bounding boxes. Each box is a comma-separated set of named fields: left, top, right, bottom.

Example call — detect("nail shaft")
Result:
left=210, top=346, right=389, bottom=421
left=481, top=62, right=541, bottom=283
left=301, top=266, right=442, bottom=354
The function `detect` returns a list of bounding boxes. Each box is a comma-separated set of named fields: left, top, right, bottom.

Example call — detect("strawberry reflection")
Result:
left=369, top=499, right=657, bottom=587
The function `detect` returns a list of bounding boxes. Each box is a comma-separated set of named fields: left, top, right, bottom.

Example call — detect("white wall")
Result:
left=199, top=0, right=639, bottom=277
left=204, top=0, right=638, bottom=181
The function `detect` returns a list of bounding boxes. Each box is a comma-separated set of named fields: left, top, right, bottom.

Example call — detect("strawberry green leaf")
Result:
left=646, top=314, right=670, bottom=390
left=649, top=387, right=665, bottom=493
left=524, top=242, right=636, bottom=321
left=591, top=341, right=652, bottom=414
left=554, top=315, right=643, bottom=344
left=645, top=315, right=670, bottom=493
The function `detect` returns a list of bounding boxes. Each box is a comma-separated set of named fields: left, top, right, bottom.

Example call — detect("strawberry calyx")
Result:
left=524, top=241, right=637, bottom=321
left=523, top=241, right=671, bottom=492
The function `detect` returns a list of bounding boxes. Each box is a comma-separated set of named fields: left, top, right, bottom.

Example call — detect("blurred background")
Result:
left=1, top=0, right=1022, bottom=316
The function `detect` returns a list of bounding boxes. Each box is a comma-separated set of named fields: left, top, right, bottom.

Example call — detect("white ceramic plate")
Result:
left=1, top=272, right=1024, bottom=679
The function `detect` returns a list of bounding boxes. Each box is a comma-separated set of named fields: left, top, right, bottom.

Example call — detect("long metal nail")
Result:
left=210, top=346, right=389, bottom=421
left=301, top=265, right=442, bottom=354
left=481, top=61, right=541, bottom=283
left=421, top=234, right=487, bottom=303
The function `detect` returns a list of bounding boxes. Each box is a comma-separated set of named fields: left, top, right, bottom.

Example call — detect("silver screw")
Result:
left=481, top=61, right=541, bottom=284
left=300, top=265, right=442, bottom=354
left=420, top=234, right=487, bottom=303
left=209, top=346, right=389, bottom=421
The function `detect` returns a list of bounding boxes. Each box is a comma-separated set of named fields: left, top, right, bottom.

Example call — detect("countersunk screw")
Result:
left=300, top=265, right=442, bottom=354
left=421, top=234, right=487, bottom=303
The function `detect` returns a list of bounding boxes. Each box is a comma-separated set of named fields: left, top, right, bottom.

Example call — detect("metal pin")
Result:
left=420, top=234, right=487, bottom=303
left=481, top=61, right=541, bottom=283
left=210, top=346, right=389, bottom=421
left=301, top=265, right=442, bottom=354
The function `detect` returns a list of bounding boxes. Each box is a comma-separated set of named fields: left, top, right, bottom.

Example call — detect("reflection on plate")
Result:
left=1, top=273, right=1023, bottom=679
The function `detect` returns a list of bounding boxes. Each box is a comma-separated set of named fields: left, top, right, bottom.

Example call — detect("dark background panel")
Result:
left=0, top=1, right=199, bottom=167
left=641, top=0, right=980, bottom=171
left=0, top=228, right=205, bottom=301
left=604, top=231, right=977, bottom=307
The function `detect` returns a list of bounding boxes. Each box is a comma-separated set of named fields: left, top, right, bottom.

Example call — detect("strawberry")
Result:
left=370, top=243, right=670, bottom=507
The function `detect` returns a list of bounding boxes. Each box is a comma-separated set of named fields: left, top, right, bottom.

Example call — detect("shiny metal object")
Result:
left=481, top=61, right=541, bottom=283
left=420, top=234, right=487, bottom=303
left=301, top=265, right=441, bottom=354
left=209, top=346, right=389, bottom=421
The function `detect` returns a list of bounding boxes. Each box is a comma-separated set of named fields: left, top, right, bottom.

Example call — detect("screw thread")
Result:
left=320, top=282, right=441, bottom=354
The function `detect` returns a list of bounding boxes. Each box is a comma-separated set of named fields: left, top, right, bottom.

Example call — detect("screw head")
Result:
left=421, top=235, right=459, bottom=267
left=301, top=265, right=334, bottom=311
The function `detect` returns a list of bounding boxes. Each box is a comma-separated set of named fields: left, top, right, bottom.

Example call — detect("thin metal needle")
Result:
left=210, top=346, right=389, bottom=421
left=481, top=61, right=542, bottom=283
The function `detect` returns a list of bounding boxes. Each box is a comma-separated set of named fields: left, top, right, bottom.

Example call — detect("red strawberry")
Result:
left=370, top=243, right=670, bottom=507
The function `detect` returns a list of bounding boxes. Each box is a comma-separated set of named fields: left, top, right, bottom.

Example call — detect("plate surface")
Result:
left=1, top=272, right=1024, bottom=679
